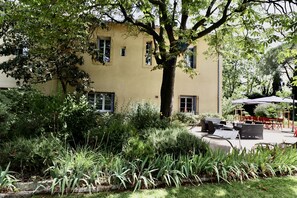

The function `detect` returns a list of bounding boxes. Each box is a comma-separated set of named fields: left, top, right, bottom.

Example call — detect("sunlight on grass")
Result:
left=214, top=189, right=228, bottom=197
left=102, top=189, right=169, bottom=198
left=33, top=176, right=297, bottom=198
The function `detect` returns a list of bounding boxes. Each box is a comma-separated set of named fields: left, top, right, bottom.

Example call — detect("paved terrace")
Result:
left=190, top=126, right=297, bottom=153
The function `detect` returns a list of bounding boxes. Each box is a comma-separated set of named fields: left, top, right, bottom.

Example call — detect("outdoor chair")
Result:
left=237, top=124, right=263, bottom=139
left=200, top=119, right=208, bottom=132
left=207, top=120, right=224, bottom=134
left=200, top=117, right=222, bottom=132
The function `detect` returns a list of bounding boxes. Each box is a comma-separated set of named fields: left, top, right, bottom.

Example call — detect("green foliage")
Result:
left=146, top=127, right=209, bottom=157
left=47, top=147, right=99, bottom=195
left=222, top=97, right=237, bottom=118
left=0, top=163, right=17, bottom=193
left=0, top=136, right=65, bottom=176
left=59, top=94, right=98, bottom=147
left=128, top=102, right=170, bottom=131
left=122, top=136, right=155, bottom=160
left=0, top=0, right=92, bottom=93
left=0, top=102, right=12, bottom=139
left=172, top=112, right=198, bottom=125
left=88, top=113, right=136, bottom=153
left=254, top=103, right=279, bottom=118
left=0, top=88, right=63, bottom=139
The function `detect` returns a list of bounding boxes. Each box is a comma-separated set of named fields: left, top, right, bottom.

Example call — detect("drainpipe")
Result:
left=217, top=53, right=220, bottom=114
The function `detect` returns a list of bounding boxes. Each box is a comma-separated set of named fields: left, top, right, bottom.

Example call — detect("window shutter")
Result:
left=193, top=96, right=197, bottom=114
left=111, top=93, right=115, bottom=112
left=192, top=46, right=197, bottom=69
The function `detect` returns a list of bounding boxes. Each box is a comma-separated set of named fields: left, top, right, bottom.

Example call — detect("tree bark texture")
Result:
left=160, top=57, right=177, bottom=118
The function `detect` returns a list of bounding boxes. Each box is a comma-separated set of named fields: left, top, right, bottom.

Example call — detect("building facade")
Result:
left=0, top=23, right=222, bottom=115
left=82, top=24, right=222, bottom=114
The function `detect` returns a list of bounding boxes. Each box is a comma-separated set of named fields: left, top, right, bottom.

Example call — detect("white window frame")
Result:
left=88, top=92, right=115, bottom=113
left=185, top=46, right=196, bottom=68
left=180, top=96, right=196, bottom=113
left=145, top=41, right=153, bottom=65
left=97, top=37, right=111, bottom=63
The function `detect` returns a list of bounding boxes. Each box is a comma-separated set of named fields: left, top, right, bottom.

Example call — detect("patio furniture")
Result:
left=207, top=121, right=233, bottom=134
left=236, top=124, right=263, bottom=139
left=200, top=117, right=222, bottom=132
left=207, top=121, right=223, bottom=134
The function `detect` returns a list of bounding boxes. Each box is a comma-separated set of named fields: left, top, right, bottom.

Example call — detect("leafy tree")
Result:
left=1, top=0, right=296, bottom=116
left=0, top=0, right=93, bottom=93
left=89, top=0, right=296, bottom=117
left=261, top=43, right=297, bottom=97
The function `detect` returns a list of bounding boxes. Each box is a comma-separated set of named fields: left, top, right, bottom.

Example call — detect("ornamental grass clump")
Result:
left=46, top=147, right=104, bottom=195
left=209, top=145, right=297, bottom=183
left=0, top=163, right=18, bottom=193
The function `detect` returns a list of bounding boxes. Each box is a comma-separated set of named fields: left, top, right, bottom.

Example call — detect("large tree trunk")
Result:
left=60, top=80, right=67, bottom=95
left=160, top=57, right=177, bottom=118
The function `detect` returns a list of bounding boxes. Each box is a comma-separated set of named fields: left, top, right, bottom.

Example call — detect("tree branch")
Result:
left=155, top=0, right=175, bottom=43
left=180, top=0, right=189, bottom=30
left=191, top=0, right=234, bottom=40
left=117, top=3, right=162, bottom=43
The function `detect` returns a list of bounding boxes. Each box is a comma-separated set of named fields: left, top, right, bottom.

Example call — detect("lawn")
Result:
left=33, top=176, right=297, bottom=198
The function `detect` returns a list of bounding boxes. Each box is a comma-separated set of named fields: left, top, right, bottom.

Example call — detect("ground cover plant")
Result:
left=1, top=89, right=297, bottom=195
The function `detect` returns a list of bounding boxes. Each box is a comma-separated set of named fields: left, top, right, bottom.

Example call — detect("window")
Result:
left=121, top=47, right=126, bottom=56
left=180, top=96, right=196, bottom=113
left=97, top=37, right=111, bottom=63
left=145, top=41, right=152, bottom=65
left=185, top=46, right=196, bottom=68
left=88, top=92, right=115, bottom=113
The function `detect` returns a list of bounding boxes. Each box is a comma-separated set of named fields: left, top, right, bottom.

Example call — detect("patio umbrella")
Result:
left=231, top=98, right=252, bottom=104
left=250, top=96, right=295, bottom=103
left=231, top=98, right=267, bottom=105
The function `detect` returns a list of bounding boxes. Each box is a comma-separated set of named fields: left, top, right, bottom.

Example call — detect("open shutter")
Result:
left=192, top=46, right=197, bottom=69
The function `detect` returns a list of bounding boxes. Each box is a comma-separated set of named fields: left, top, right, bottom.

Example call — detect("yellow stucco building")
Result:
left=83, top=24, right=222, bottom=115
left=0, top=23, right=222, bottom=115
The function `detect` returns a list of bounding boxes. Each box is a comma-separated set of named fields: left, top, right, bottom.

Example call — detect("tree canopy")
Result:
left=0, top=0, right=95, bottom=93
left=90, top=0, right=296, bottom=117
left=1, top=0, right=296, bottom=116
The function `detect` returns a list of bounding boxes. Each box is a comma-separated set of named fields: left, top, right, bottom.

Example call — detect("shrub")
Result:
left=254, top=103, right=278, bottom=118
left=59, top=94, right=98, bottom=147
left=122, top=136, right=155, bottom=160
left=0, top=135, right=66, bottom=177
left=128, top=102, right=170, bottom=131
left=172, top=112, right=198, bottom=125
left=0, top=88, right=64, bottom=139
left=88, top=113, right=136, bottom=153
left=222, top=97, right=237, bottom=118
left=146, top=127, right=209, bottom=157
left=0, top=103, right=13, bottom=140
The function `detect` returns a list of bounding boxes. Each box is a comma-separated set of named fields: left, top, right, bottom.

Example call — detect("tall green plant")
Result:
left=0, top=136, right=65, bottom=176
left=59, top=94, right=98, bottom=147
left=129, top=102, right=170, bottom=131
left=0, top=88, right=64, bottom=139
left=88, top=113, right=136, bottom=153
left=0, top=163, right=17, bottom=193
